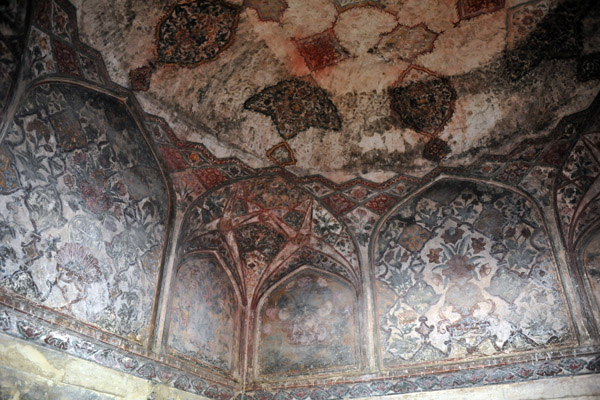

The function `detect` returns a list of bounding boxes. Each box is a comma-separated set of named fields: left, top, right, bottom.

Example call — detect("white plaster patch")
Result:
left=333, top=7, right=397, bottom=56
left=280, top=0, right=338, bottom=38
left=419, top=12, right=507, bottom=76
left=447, top=92, right=501, bottom=156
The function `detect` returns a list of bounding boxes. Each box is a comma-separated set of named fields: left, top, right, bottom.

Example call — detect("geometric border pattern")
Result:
left=245, top=352, right=600, bottom=399
left=0, top=304, right=235, bottom=399
left=0, top=304, right=598, bottom=399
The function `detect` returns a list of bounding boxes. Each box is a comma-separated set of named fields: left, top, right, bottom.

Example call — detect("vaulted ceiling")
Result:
left=72, top=0, right=600, bottom=181
left=1, top=0, right=600, bottom=399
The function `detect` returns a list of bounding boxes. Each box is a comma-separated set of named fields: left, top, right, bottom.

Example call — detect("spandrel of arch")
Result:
left=579, top=229, right=600, bottom=324
left=176, top=175, right=361, bottom=306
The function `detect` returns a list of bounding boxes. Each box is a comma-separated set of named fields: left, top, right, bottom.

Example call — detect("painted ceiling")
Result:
left=71, top=0, right=600, bottom=182
left=1, top=0, right=600, bottom=398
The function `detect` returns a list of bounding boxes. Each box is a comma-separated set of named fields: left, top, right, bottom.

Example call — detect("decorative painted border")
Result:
left=244, top=352, right=600, bottom=399
left=1, top=302, right=597, bottom=400
left=0, top=304, right=237, bottom=399
left=143, top=97, right=595, bottom=214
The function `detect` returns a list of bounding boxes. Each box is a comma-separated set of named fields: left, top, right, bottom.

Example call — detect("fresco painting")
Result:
left=167, top=256, right=239, bottom=373
left=176, top=175, right=360, bottom=305
left=258, top=270, right=358, bottom=376
left=0, top=83, right=168, bottom=343
left=582, top=231, right=600, bottom=312
left=374, top=180, right=573, bottom=366
left=0, top=0, right=599, bottom=397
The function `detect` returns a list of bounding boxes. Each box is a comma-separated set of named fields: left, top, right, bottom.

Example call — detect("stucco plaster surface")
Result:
left=71, top=0, right=600, bottom=182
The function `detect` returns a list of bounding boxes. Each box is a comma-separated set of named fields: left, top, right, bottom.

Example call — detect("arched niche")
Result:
left=165, top=253, right=242, bottom=376
left=254, top=266, right=360, bottom=378
left=372, top=179, right=574, bottom=368
left=0, top=81, right=170, bottom=345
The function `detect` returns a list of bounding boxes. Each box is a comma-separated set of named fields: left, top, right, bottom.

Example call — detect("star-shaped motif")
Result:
left=185, top=180, right=358, bottom=304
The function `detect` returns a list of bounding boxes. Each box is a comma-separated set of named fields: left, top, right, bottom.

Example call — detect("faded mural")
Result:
left=556, top=129, right=600, bottom=253
left=0, top=0, right=599, bottom=397
left=167, top=256, right=240, bottom=374
left=0, top=82, right=168, bottom=344
left=258, top=269, right=358, bottom=376
left=581, top=231, right=600, bottom=313
left=172, top=174, right=362, bottom=378
left=374, top=180, right=573, bottom=366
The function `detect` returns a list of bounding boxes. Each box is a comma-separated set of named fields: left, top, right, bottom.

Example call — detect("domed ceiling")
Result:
left=72, top=0, right=600, bottom=182
left=1, top=0, right=600, bottom=398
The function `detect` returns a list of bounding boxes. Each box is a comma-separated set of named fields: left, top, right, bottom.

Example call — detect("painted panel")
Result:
left=581, top=231, right=600, bottom=312
left=556, top=131, right=600, bottom=251
left=258, top=269, right=357, bottom=376
left=0, top=82, right=168, bottom=344
left=374, top=180, right=573, bottom=367
left=167, top=256, right=239, bottom=374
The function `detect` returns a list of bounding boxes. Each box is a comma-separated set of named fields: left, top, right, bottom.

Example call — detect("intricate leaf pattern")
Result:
left=375, top=181, right=572, bottom=366
left=0, top=83, right=168, bottom=343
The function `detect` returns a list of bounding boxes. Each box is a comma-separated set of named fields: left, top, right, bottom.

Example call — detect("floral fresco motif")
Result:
left=0, top=147, right=21, bottom=193
left=244, top=79, right=342, bottom=140
left=374, top=180, right=572, bottom=366
left=556, top=131, right=600, bottom=251
left=0, top=83, right=168, bottom=344
left=389, top=76, right=456, bottom=136
left=27, top=26, right=56, bottom=78
left=156, top=0, right=239, bottom=65
left=258, top=270, right=357, bottom=376
left=167, top=256, right=240, bottom=373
